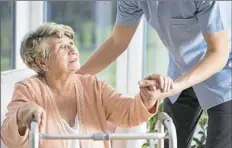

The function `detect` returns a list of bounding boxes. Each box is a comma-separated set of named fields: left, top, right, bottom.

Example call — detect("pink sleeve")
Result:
left=1, top=82, right=33, bottom=148
left=100, top=81, right=159, bottom=128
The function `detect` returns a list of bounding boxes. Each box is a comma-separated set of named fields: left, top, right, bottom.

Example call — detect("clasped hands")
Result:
left=138, top=74, right=181, bottom=110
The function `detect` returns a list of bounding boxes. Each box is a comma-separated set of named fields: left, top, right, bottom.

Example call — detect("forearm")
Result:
left=106, top=94, right=155, bottom=128
left=78, top=36, right=127, bottom=75
left=176, top=49, right=229, bottom=90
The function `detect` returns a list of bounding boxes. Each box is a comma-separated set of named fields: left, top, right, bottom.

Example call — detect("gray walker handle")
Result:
left=29, top=112, right=177, bottom=148
left=29, top=120, right=40, bottom=148
left=158, top=112, right=177, bottom=148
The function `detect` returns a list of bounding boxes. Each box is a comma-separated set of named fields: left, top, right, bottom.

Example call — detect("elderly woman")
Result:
left=1, top=23, right=173, bottom=148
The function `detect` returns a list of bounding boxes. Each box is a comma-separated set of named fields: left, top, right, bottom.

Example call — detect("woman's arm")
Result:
left=100, top=80, right=160, bottom=128
left=1, top=83, right=34, bottom=148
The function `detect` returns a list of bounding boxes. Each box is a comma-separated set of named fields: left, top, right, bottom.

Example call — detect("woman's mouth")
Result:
left=69, top=58, right=77, bottom=63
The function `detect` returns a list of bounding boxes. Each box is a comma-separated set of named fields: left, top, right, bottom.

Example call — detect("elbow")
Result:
left=1, top=127, right=26, bottom=148
left=206, top=48, right=230, bottom=73
left=217, top=52, right=230, bottom=72
left=1, top=126, right=11, bottom=147
left=1, top=118, right=28, bottom=148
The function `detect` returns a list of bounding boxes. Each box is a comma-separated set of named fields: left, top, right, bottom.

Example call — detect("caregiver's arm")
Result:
left=78, top=24, right=138, bottom=75
left=175, top=1, right=231, bottom=91
left=175, top=30, right=230, bottom=91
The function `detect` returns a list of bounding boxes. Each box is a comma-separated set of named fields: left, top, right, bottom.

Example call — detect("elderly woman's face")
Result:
left=45, top=36, right=80, bottom=74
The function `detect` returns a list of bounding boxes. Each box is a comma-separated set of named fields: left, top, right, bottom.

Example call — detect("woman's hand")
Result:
left=17, top=102, right=46, bottom=135
left=139, top=74, right=184, bottom=96
left=139, top=74, right=174, bottom=92
left=138, top=75, right=174, bottom=103
left=138, top=74, right=182, bottom=111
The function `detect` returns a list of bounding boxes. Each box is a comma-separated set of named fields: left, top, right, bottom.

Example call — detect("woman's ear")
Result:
left=35, top=57, right=48, bottom=72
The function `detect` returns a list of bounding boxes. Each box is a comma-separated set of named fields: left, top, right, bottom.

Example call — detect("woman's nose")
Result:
left=69, top=50, right=77, bottom=55
left=68, top=45, right=78, bottom=55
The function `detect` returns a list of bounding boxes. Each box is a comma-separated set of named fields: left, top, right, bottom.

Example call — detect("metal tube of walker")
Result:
left=158, top=112, right=177, bottom=148
left=29, top=120, right=39, bottom=148
left=39, top=132, right=166, bottom=140
left=29, top=112, right=176, bottom=148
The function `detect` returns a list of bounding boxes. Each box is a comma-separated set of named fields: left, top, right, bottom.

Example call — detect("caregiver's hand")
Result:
left=138, top=75, right=174, bottom=111
left=139, top=74, right=174, bottom=92
left=17, top=102, right=46, bottom=135
left=139, top=74, right=183, bottom=98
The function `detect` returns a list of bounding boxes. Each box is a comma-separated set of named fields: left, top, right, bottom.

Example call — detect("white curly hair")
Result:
left=20, top=22, right=75, bottom=75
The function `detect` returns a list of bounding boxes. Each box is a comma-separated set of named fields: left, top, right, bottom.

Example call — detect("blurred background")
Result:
left=0, top=1, right=169, bottom=83
left=0, top=1, right=208, bottom=148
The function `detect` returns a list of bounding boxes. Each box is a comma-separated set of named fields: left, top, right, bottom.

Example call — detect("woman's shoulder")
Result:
left=16, top=75, right=45, bottom=89
left=75, top=74, right=97, bottom=83
left=75, top=74, right=104, bottom=90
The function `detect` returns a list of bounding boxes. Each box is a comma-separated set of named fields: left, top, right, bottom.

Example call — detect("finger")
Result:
left=144, top=75, right=161, bottom=87
left=40, top=111, right=46, bottom=132
left=138, top=80, right=158, bottom=87
left=144, top=75, right=151, bottom=80
left=164, top=77, right=169, bottom=92
left=33, top=112, right=42, bottom=124
left=33, top=110, right=43, bottom=125
left=148, top=74, right=164, bottom=81
left=41, top=111, right=46, bottom=126
left=140, top=86, right=153, bottom=93
left=25, top=113, right=34, bottom=129
left=170, top=80, right=174, bottom=89
left=159, top=76, right=165, bottom=91
left=166, top=78, right=171, bottom=92
left=19, top=108, right=28, bottom=126
left=168, top=78, right=174, bottom=91
left=20, top=111, right=27, bottom=127
left=145, top=74, right=158, bottom=80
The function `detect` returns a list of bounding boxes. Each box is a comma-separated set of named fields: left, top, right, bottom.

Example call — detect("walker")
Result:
left=29, top=112, right=177, bottom=148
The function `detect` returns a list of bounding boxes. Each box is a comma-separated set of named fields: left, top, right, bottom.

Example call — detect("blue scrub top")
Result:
left=116, top=0, right=231, bottom=109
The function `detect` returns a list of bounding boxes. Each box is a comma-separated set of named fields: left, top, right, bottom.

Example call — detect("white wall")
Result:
left=113, top=17, right=147, bottom=148
left=15, top=1, right=44, bottom=69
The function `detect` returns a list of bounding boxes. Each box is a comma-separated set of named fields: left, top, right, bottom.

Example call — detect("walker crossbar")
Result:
left=29, top=112, right=177, bottom=148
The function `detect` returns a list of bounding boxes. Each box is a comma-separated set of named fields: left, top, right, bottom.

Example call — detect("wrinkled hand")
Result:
left=139, top=74, right=183, bottom=97
left=17, top=102, right=46, bottom=134
left=139, top=74, right=174, bottom=92
left=139, top=75, right=173, bottom=100
left=138, top=74, right=181, bottom=111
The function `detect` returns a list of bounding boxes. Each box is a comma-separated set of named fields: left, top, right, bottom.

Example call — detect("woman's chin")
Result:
left=69, top=66, right=80, bottom=72
left=70, top=63, right=80, bottom=69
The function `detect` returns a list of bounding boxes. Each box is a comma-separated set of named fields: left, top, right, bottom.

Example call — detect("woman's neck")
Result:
left=44, top=72, right=75, bottom=93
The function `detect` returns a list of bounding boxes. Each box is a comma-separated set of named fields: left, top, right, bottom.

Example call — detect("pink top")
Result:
left=1, top=74, right=158, bottom=148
